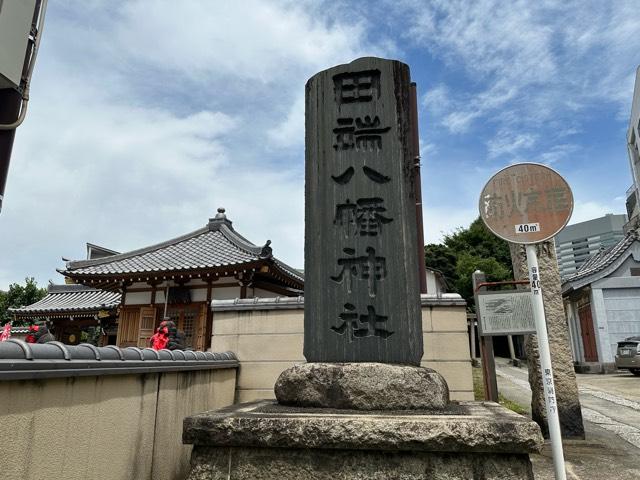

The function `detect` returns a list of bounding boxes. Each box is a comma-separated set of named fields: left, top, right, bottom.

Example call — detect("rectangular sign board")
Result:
left=476, top=290, right=536, bottom=336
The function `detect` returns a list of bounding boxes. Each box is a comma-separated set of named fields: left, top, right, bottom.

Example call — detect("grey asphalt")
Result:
left=493, top=357, right=640, bottom=479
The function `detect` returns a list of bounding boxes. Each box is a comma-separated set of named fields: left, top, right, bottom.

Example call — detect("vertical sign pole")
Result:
left=525, top=244, right=567, bottom=480
left=472, top=271, right=498, bottom=402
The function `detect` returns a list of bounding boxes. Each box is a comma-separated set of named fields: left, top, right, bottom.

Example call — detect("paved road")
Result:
left=493, top=358, right=640, bottom=479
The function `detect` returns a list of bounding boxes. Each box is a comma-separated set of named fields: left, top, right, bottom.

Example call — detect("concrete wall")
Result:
left=0, top=368, right=236, bottom=480
left=211, top=296, right=473, bottom=402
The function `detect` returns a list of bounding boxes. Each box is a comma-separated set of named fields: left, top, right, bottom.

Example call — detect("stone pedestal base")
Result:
left=275, top=362, right=449, bottom=410
left=183, top=400, right=543, bottom=480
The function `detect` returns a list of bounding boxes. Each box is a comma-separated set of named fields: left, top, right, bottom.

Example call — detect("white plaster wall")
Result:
left=253, top=288, right=283, bottom=298
left=190, top=288, right=208, bottom=302
left=212, top=286, right=242, bottom=300
left=126, top=291, right=152, bottom=305
left=602, top=287, right=640, bottom=358
left=426, top=271, right=438, bottom=295
left=609, top=253, right=640, bottom=277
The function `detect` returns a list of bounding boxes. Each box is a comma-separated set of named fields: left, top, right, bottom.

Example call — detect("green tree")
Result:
left=0, top=277, right=48, bottom=325
left=453, top=252, right=512, bottom=304
left=425, top=216, right=513, bottom=309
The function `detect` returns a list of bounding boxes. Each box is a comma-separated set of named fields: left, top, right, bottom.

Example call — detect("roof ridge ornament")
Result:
left=208, top=207, right=233, bottom=230
left=259, top=240, right=273, bottom=259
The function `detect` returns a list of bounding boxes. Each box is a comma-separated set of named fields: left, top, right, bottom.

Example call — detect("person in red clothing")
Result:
left=149, top=319, right=185, bottom=350
left=149, top=321, right=170, bottom=350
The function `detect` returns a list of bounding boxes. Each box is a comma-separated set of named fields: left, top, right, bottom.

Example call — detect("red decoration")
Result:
left=150, top=324, right=169, bottom=350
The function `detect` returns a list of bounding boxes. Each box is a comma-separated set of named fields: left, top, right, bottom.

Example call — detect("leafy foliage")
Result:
left=0, top=278, right=48, bottom=325
left=424, top=217, right=513, bottom=309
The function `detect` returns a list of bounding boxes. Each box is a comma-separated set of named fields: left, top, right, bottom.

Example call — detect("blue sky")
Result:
left=1, top=0, right=639, bottom=289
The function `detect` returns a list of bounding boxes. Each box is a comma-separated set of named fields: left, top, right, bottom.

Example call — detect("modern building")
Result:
left=625, top=66, right=640, bottom=231
left=555, top=214, right=627, bottom=279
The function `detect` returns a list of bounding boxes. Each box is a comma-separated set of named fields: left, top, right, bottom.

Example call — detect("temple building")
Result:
left=59, top=208, right=303, bottom=351
left=9, top=284, right=121, bottom=345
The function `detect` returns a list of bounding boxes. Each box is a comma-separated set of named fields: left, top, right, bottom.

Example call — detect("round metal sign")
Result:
left=479, top=163, right=573, bottom=244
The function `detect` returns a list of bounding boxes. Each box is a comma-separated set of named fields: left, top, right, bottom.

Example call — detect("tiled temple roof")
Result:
left=9, top=284, right=121, bottom=317
left=59, top=209, right=303, bottom=289
left=562, top=230, right=639, bottom=292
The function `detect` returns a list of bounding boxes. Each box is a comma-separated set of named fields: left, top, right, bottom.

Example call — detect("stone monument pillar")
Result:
left=510, top=241, right=585, bottom=438
left=304, top=57, right=423, bottom=364
left=183, top=58, right=543, bottom=480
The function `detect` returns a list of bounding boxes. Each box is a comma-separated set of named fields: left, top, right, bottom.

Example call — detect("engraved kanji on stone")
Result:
left=334, top=199, right=358, bottom=237
left=330, top=246, right=387, bottom=297
left=331, top=303, right=394, bottom=342
left=333, top=116, right=391, bottom=151
left=331, top=166, right=390, bottom=185
left=333, top=70, right=381, bottom=104
left=334, top=198, right=393, bottom=237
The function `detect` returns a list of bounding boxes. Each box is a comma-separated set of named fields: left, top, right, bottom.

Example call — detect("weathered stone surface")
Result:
left=510, top=241, right=585, bottom=438
left=184, top=400, right=541, bottom=479
left=183, top=400, right=543, bottom=454
left=187, top=446, right=535, bottom=480
left=304, top=57, right=423, bottom=365
left=274, top=362, right=449, bottom=410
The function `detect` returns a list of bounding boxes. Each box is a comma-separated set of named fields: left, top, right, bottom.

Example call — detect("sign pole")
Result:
left=472, top=270, right=498, bottom=402
left=525, top=244, right=567, bottom=480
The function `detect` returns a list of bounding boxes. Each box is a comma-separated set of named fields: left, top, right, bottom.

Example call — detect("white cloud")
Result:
left=267, top=94, right=304, bottom=149
left=487, top=130, right=537, bottom=159
left=422, top=84, right=450, bottom=114
left=422, top=205, right=477, bottom=244
left=1, top=0, right=391, bottom=288
left=396, top=0, right=640, bottom=148
left=537, top=144, right=579, bottom=164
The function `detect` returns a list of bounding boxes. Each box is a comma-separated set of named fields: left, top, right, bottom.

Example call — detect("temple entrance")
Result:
left=578, top=304, right=598, bottom=362
left=165, top=303, right=207, bottom=351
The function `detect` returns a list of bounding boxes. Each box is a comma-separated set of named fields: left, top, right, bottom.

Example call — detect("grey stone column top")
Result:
left=184, top=400, right=543, bottom=454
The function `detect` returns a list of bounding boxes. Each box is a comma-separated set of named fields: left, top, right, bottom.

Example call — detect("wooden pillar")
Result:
left=204, top=280, right=213, bottom=351
left=473, top=271, right=499, bottom=402
left=120, top=281, right=128, bottom=306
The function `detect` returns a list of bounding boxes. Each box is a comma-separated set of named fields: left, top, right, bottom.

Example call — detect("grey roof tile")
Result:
left=562, top=231, right=638, bottom=286
left=10, top=284, right=121, bottom=315
left=61, top=211, right=304, bottom=285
